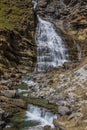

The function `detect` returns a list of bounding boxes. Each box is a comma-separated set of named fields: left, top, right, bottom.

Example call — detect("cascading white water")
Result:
left=35, top=16, right=69, bottom=72
left=32, top=0, right=37, bottom=10
left=26, top=105, right=57, bottom=128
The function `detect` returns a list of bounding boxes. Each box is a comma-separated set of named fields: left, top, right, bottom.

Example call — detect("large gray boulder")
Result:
left=58, top=106, right=70, bottom=116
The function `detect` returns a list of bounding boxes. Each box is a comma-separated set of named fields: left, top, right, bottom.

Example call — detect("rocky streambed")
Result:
left=0, top=58, right=87, bottom=130
left=21, top=59, right=87, bottom=130
left=3, top=104, right=58, bottom=130
left=3, top=58, right=87, bottom=130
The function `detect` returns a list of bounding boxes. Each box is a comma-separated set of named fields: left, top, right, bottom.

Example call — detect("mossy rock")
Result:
left=0, top=0, right=36, bottom=74
left=0, top=0, right=33, bottom=30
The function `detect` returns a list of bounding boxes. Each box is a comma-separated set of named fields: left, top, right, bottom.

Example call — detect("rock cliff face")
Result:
left=0, top=0, right=36, bottom=128
left=0, top=0, right=87, bottom=129
left=37, top=0, right=87, bottom=59
left=0, top=0, right=36, bottom=78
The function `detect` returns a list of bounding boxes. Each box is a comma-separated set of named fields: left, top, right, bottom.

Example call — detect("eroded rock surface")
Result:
left=0, top=0, right=87, bottom=130
left=37, top=0, right=87, bottom=59
left=0, top=0, right=36, bottom=129
left=20, top=57, right=87, bottom=130
left=0, top=0, right=36, bottom=77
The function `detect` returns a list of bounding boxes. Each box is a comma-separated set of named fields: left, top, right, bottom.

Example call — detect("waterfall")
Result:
left=32, top=0, right=69, bottom=72
left=26, top=105, right=57, bottom=128
left=32, top=0, right=37, bottom=10
left=35, top=16, right=68, bottom=72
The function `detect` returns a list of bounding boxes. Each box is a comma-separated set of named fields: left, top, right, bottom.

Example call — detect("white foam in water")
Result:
left=35, top=16, right=68, bottom=72
left=26, top=105, right=57, bottom=128
left=32, top=0, right=37, bottom=10
left=22, top=80, right=34, bottom=86
left=18, top=89, right=29, bottom=93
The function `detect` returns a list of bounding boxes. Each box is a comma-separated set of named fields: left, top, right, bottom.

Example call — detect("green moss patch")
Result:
left=0, top=0, right=33, bottom=30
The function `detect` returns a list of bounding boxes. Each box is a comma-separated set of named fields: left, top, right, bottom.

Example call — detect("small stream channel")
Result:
left=4, top=95, right=57, bottom=130
left=4, top=78, right=58, bottom=130
left=4, top=105, right=57, bottom=130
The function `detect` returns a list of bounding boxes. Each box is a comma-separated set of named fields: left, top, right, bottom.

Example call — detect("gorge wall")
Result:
left=0, top=1, right=36, bottom=128
left=0, top=0, right=36, bottom=78
left=0, top=0, right=87, bottom=129
left=0, top=0, right=87, bottom=76
left=37, top=0, right=87, bottom=59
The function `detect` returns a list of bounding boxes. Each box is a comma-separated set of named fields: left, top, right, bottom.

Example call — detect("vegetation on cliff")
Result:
left=0, top=0, right=36, bottom=78
left=0, top=1, right=36, bottom=129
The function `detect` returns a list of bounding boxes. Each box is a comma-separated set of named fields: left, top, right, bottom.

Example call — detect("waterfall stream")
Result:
left=32, top=0, right=69, bottom=72
left=5, top=104, right=57, bottom=130
left=35, top=16, right=68, bottom=71
left=26, top=105, right=57, bottom=128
